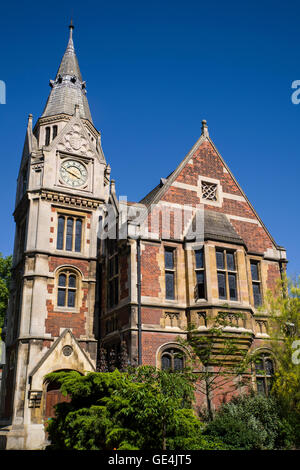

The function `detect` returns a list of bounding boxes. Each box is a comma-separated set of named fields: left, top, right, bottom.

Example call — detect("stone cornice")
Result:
left=40, top=189, right=104, bottom=209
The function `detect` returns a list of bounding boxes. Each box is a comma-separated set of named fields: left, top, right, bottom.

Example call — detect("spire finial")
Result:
left=69, top=19, right=74, bottom=39
left=201, top=119, right=209, bottom=137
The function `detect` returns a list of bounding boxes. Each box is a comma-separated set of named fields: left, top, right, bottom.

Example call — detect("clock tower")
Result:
left=0, top=24, right=111, bottom=449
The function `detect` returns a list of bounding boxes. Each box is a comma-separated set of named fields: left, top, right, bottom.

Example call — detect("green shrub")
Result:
left=205, top=393, right=291, bottom=450
left=46, top=367, right=224, bottom=450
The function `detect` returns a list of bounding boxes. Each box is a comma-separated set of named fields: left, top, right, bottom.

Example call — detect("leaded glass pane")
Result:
left=255, top=358, right=264, bottom=374
left=218, top=272, right=226, bottom=299
left=216, top=250, right=224, bottom=270
left=226, top=252, right=235, bottom=271
left=165, top=272, right=175, bottom=299
left=253, top=283, right=261, bottom=307
left=165, top=249, right=174, bottom=269
left=251, top=262, right=259, bottom=281
left=196, top=271, right=205, bottom=298
left=68, top=290, right=75, bottom=308
left=174, top=355, right=184, bottom=371
left=265, top=359, right=274, bottom=376
left=57, top=288, right=66, bottom=306
left=256, top=377, right=265, bottom=394
left=75, top=219, right=82, bottom=252
left=161, top=354, right=171, bottom=370
left=58, top=273, right=66, bottom=287
left=57, top=216, right=65, bottom=250
left=195, top=249, right=204, bottom=269
left=69, top=275, right=76, bottom=288
left=66, top=218, right=74, bottom=251
left=228, top=273, right=237, bottom=300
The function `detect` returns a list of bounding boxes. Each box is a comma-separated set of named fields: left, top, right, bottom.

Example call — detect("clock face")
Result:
left=60, top=160, right=88, bottom=187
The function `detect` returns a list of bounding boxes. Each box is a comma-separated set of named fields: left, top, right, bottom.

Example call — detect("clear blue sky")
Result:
left=0, top=0, right=299, bottom=277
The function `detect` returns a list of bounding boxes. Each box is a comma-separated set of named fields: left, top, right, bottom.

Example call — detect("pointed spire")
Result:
left=42, top=23, right=92, bottom=122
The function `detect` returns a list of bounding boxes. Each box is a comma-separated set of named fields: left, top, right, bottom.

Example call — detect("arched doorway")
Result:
left=44, top=379, right=72, bottom=421
left=43, top=369, right=79, bottom=422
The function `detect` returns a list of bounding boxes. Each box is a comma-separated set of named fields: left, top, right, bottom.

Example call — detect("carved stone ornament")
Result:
left=62, top=345, right=73, bottom=356
left=58, top=123, right=94, bottom=157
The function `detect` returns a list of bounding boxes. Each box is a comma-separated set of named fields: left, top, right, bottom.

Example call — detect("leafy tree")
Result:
left=45, top=367, right=226, bottom=450
left=205, top=392, right=289, bottom=450
left=0, top=253, right=12, bottom=329
left=264, top=276, right=300, bottom=447
left=179, top=312, right=252, bottom=420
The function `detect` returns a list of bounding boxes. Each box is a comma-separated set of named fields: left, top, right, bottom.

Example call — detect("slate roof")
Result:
left=42, top=25, right=92, bottom=123
left=186, top=209, right=245, bottom=245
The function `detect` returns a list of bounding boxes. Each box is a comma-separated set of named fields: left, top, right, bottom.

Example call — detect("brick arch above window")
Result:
left=156, top=342, right=190, bottom=371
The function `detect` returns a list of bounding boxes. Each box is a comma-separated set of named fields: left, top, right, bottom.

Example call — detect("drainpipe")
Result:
left=137, top=238, right=142, bottom=365
left=96, top=215, right=103, bottom=370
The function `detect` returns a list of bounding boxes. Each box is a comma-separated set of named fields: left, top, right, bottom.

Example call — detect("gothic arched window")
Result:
left=57, top=270, right=78, bottom=308
left=161, top=348, right=185, bottom=371
left=254, top=354, right=274, bottom=395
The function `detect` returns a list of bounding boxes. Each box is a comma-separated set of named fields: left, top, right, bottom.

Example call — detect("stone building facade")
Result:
left=0, top=25, right=287, bottom=449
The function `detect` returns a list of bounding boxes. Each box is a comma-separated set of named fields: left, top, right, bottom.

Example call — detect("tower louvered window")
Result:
left=45, top=127, right=51, bottom=146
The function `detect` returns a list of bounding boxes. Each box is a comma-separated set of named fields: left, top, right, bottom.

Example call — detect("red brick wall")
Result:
left=45, top=286, right=88, bottom=338
left=142, top=307, right=161, bottom=325
left=144, top=139, right=275, bottom=252
left=142, top=331, right=186, bottom=366
left=267, top=263, right=281, bottom=293
left=141, top=245, right=161, bottom=297
left=48, top=256, right=90, bottom=277
left=46, top=257, right=91, bottom=338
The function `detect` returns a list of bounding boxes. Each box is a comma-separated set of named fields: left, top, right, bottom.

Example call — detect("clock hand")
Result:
left=66, top=168, right=80, bottom=179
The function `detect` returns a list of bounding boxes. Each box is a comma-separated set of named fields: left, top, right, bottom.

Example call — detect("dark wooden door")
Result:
left=45, top=381, right=71, bottom=420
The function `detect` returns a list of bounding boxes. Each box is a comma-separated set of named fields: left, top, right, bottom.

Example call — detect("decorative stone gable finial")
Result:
left=27, top=113, right=33, bottom=134
left=201, top=119, right=209, bottom=138
left=110, top=179, right=116, bottom=195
